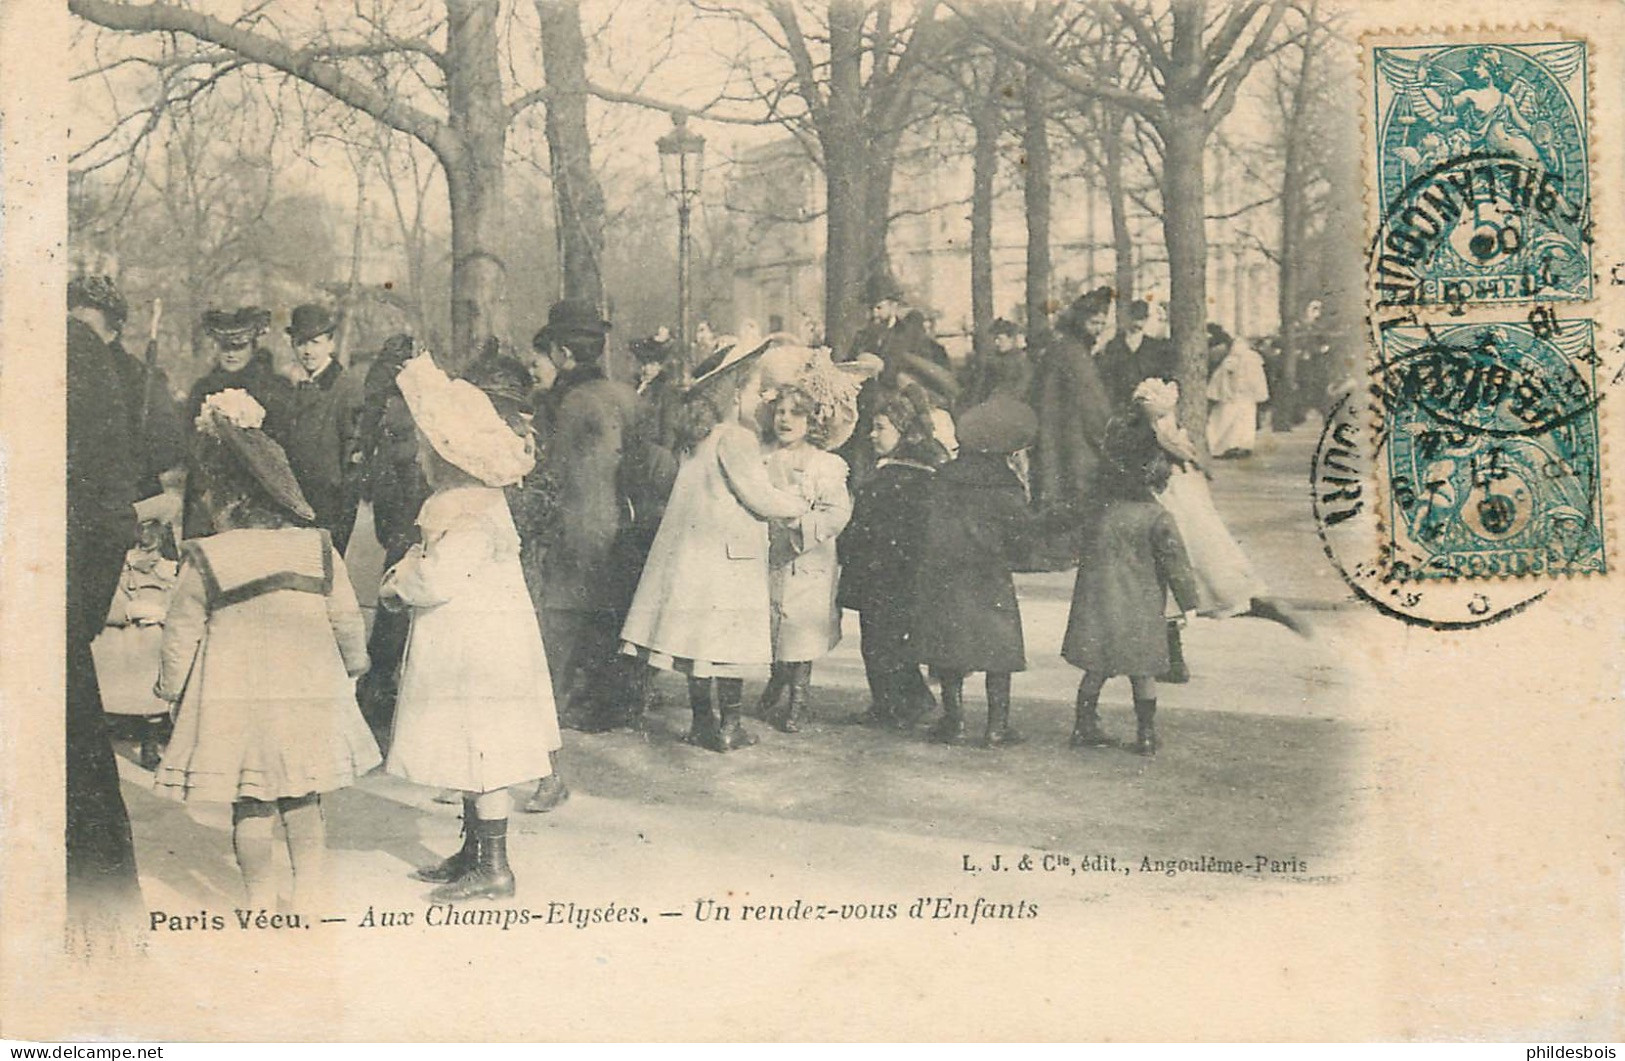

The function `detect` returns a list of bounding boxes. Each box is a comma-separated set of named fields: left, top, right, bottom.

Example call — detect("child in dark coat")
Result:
left=1061, top=408, right=1200, bottom=755
left=909, top=396, right=1040, bottom=746
left=837, top=385, right=949, bottom=727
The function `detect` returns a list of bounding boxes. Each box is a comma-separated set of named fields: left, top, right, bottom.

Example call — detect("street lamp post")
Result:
left=657, top=112, right=706, bottom=350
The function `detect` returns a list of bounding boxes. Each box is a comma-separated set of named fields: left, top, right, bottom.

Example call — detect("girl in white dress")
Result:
left=1133, top=379, right=1307, bottom=635
left=380, top=354, right=562, bottom=902
left=755, top=352, right=870, bottom=732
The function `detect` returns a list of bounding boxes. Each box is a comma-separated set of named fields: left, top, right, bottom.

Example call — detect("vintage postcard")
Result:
left=1, top=0, right=1621, bottom=1043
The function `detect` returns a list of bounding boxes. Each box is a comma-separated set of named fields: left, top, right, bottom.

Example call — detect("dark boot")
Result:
left=774, top=662, right=811, bottom=734
left=1069, top=687, right=1109, bottom=748
left=717, top=678, right=758, bottom=751
left=523, top=752, right=570, bottom=814
left=1160, top=622, right=1190, bottom=683
left=983, top=672, right=1023, bottom=747
left=413, top=798, right=477, bottom=883
left=429, top=817, right=516, bottom=902
left=137, top=714, right=168, bottom=772
left=1134, top=698, right=1160, bottom=756
left=683, top=678, right=726, bottom=751
left=927, top=675, right=966, bottom=745
left=756, top=662, right=789, bottom=719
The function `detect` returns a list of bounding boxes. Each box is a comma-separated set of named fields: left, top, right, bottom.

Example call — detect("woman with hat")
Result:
left=153, top=389, right=380, bottom=912
left=1029, top=286, right=1115, bottom=568
left=379, top=354, right=563, bottom=901
left=754, top=349, right=874, bottom=733
left=909, top=396, right=1044, bottom=746
left=837, top=383, right=950, bottom=728
left=183, top=307, right=294, bottom=538
left=619, top=340, right=812, bottom=752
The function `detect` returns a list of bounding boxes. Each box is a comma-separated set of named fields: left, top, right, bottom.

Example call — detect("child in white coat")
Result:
left=380, top=354, right=562, bottom=902
left=155, top=390, right=379, bottom=912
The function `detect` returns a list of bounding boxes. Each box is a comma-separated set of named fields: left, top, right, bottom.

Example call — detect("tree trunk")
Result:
left=861, top=127, right=903, bottom=303
left=536, top=0, right=606, bottom=311
left=969, top=94, right=999, bottom=362
left=823, top=0, right=868, bottom=355
left=1021, top=67, right=1052, bottom=346
left=1160, top=1, right=1209, bottom=442
left=335, top=166, right=367, bottom=366
left=442, top=0, right=509, bottom=368
left=1276, top=30, right=1316, bottom=418
left=1104, top=108, right=1135, bottom=307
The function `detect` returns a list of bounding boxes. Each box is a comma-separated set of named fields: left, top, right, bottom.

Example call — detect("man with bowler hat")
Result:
left=531, top=300, right=670, bottom=738
left=284, top=303, right=364, bottom=552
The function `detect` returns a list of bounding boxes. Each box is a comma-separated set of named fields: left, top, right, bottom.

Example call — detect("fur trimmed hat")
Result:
left=68, top=275, right=128, bottom=330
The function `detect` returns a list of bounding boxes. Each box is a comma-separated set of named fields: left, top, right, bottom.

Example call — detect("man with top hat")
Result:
left=284, top=303, right=364, bottom=553
left=183, top=306, right=294, bottom=539
left=65, top=274, right=148, bottom=933
left=530, top=299, right=671, bottom=737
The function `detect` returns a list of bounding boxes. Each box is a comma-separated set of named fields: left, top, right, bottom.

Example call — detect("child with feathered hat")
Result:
left=753, top=349, right=877, bottom=732
left=378, top=353, right=563, bottom=901
left=154, top=389, right=380, bottom=912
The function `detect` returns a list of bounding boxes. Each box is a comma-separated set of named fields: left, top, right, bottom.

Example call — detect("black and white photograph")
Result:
left=4, top=0, right=1622, bottom=1044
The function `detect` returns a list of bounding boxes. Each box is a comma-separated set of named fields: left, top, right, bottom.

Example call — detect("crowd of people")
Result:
left=64, top=270, right=1317, bottom=922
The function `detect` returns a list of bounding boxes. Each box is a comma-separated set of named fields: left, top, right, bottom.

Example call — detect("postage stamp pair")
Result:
left=1361, top=37, right=1607, bottom=595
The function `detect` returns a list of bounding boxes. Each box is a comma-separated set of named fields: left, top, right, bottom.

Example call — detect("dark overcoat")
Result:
left=1032, top=333, right=1113, bottom=513
left=837, top=451, right=939, bottom=624
left=109, top=339, right=187, bottom=500
left=1061, top=501, right=1200, bottom=676
left=285, top=359, right=364, bottom=541
left=908, top=452, right=1037, bottom=674
left=65, top=317, right=143, bottom=920
left=539, top=370, right=650, bottom=615
left=1097, top=332, right=1178, bottom=414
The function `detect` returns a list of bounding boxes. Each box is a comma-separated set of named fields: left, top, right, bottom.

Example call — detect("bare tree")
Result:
left=70, top=0, right=622, bottom=368
left=953, top=0, right=1296, bottom=435
left=699, top=0, right=943, bottom=353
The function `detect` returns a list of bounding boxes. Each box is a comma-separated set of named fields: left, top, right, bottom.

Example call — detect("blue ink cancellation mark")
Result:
left=1377, top=320, right=1606, bottom=580
left=1373, top=42, right=1590, bottom=306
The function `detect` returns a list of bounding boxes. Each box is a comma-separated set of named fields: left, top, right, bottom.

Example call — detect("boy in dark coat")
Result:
left=909, top=396, right=1041, bottom=746
left=837, top=384, right=948, bottom=727
left=1061, top=411, right=1201, bottom=755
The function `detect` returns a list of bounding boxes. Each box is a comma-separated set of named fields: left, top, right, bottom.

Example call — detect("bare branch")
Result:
left=68, top=0, right=455, bottom=156
left=941, top=0, right=1161, bottom=118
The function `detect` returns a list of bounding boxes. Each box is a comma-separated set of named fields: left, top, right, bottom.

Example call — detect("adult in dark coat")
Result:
left=1029, top=286, right=1115, bottom=568
left=106, top=326, right=186, bottom=505
left=284, top=304, right=364, bottom=553
left=909, top=397, right=1041, bottom=746
left=1096, top=298, right=1178, bottom=415
left=182, top=308, right=294, bottom=539
left=532, top=301, right=674, bottom=735
left=837, top=385, right=949, bottom=727
left=352, top=335, right=430, bottom=749
left=958, top=318, right=1034, bottom=412
left=65, top=276, right=146, bottom=934
left=631, top=333, right=685, bottom=453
